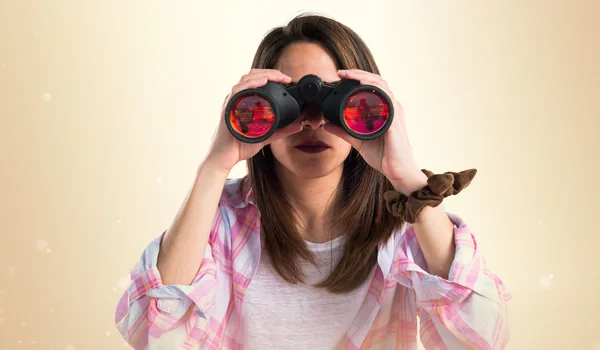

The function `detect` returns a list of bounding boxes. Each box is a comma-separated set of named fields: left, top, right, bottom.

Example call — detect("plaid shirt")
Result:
left=115, top=178, right=511, bottom=349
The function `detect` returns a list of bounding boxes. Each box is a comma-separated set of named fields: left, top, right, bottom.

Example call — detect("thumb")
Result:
left=264, top=120, right=304, bottom=145
left=323, top=122, right=361, bottom=149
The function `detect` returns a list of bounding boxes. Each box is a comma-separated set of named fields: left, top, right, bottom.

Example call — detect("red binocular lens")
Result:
left=342, top=90, right=390, bottom=136
left=228, top=94, right=276, bottom=139
left=225, top=74, right=393, bottom=143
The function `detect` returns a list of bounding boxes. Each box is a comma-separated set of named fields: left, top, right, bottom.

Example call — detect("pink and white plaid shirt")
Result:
left=115, top=178, right=511, bottom=349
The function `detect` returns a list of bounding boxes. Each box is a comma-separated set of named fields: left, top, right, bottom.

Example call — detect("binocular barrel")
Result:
left=225, top=74, right=394, bottom=143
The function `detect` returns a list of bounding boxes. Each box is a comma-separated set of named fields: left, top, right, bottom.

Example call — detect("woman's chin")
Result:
left=289, top=162, right=343, bottom=180
left=272, top=150, right=348, bottom=180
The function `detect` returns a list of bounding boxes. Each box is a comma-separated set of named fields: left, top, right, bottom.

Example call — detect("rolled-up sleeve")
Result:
left=393, top=212, right=512, bottom=349
left=115, top=215, right=222, bottom=349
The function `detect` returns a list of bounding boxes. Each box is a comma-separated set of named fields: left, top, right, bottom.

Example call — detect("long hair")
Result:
left=240, top=13, right=404, bottom=294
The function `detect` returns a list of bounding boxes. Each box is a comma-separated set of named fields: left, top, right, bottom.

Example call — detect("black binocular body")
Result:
left=225, top=74, right=394, bottom=143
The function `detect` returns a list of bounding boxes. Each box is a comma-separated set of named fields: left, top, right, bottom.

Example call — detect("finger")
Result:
left=360, top=79, right=395, bottom=99
left=230, top=77, right=268, bottom=95
left=262, top=120, right=304, bottom=146
left=221, top=93, right=230, bottom=109
left=240, top=69, right=292, bottom=84
left=357, top=78, right=386, bottom=90
left=240, top=72, right=291, bottom=85
left=338, top=69, right=392, bottom=92
left=337, top=69, right=381, bottom=82
left=250, top=68, right=290, bottom=75
left=322, top=122, right=362, bottom=149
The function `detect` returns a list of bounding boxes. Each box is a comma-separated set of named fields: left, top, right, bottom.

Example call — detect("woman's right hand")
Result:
left=204, top=69, right=303, bottom=173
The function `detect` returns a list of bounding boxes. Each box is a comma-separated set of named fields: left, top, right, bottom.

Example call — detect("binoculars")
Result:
left=224, top=74, right=394, bottom=143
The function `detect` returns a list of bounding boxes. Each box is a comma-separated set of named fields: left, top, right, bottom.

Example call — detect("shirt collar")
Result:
left=224, top=178, right=256, bottom=209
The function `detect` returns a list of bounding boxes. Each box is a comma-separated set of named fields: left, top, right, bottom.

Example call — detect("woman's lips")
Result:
left=295, top=146, right=330, bottom=153
left=294, top=140, right=331, bottom=154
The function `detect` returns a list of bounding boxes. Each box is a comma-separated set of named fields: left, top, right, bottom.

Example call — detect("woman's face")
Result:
left=270, top=42, right=352, bottom=179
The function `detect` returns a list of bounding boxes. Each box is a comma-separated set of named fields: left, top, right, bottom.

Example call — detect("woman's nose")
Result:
left=300, top=103, right=326, bottom=129
left=301, top=116, right=325, bottom=130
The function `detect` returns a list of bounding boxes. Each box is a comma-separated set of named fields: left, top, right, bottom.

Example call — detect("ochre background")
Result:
left=1, top=1, right=598, bottom=349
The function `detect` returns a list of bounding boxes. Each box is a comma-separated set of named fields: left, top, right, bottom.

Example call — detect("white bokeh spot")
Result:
left=65, top=345, right=75, bottom=350
left=118, top=276, right=130, bottom=290
left=539, top=274, right=554, bottom=290
left=43, top=92, right=52, bottom=101
left=156, top=176, right=163, bottom=183
left=34, top=239, right=49, bottom=251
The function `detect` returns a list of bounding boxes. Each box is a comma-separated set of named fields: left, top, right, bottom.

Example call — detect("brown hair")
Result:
left=241, top=13, right=403, bottom=294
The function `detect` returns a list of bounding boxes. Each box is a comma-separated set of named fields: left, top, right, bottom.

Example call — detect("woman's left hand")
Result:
left=323, top=69, right=428, bottom=195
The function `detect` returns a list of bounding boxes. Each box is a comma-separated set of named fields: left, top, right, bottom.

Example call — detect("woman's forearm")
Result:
left=391, top=175, right=456, bottom=279
left=156, top=160, right=231, bottom=286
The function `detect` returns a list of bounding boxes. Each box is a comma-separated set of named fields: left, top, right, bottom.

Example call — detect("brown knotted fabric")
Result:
left=383, top=169, right=477, bottom=223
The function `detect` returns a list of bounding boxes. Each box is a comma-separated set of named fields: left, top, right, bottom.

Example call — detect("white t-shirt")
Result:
left=243, top=234, right=376, bottom=349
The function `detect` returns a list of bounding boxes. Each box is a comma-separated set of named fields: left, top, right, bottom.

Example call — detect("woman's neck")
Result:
left=275, top=163, right=344, bottom=243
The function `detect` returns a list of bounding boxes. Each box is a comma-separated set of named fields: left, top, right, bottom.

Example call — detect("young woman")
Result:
left=115, top=13, right=511, bottom=350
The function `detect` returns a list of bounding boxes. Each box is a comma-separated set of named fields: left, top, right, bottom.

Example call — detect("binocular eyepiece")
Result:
left=225, top=74, right=394, bottom=143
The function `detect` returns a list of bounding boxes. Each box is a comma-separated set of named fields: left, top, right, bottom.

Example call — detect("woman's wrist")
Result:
left=388, top=171, right=429, bottom=196
left=199, top=156, right=232, bottom=178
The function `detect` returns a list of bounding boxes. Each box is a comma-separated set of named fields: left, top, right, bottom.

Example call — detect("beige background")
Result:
left=1, top=0, right=598, bottom=349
